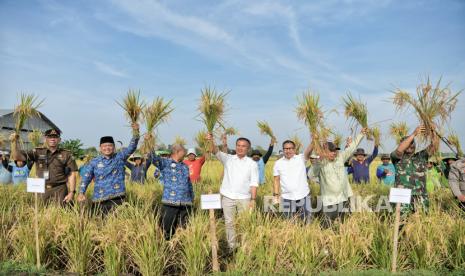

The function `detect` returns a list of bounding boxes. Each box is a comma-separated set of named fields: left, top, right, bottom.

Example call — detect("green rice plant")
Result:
left=390, top=121, right=410, bottom=144
left=126, top=214, right=169, bottom=275
left=392, top=77, right=461, bottom=146
left=198, top=86, right=227, bottom=134
left=12, top=93, right=44, bottom=154
left=222, top=126, right=238, bottom=137
left=296, top=91, right=330, bottom=156
left=141, top=97, right=174, bottom=154
left=447, top=218, right=465, bottom=270
left=257, top=121, right=275, bottom=140
left=447, top=133, right=463, bottom=157
left=59, top=205, right=97, bottom=274
left=173, top=210, right=210, bottom=275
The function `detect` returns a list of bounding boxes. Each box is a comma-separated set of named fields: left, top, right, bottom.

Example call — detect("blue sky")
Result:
left=1, top=0, right=464, bottom=152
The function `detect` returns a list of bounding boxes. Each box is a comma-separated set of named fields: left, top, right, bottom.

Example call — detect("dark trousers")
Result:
left=161, top=204, right=191, bottom=240
left=41, top=184, right=68, bottom=205
left=92, top=196, right=125, bottom=216
left=321, top=200, right=350, bottom=228
left=282, top=195, right=312, bottom=224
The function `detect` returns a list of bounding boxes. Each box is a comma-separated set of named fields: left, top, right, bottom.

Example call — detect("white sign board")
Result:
left=201, top=194, right=222, bottom=210
left=27, top=178, right=45, bottom=194
left=389, top=188, right=412, bottom=204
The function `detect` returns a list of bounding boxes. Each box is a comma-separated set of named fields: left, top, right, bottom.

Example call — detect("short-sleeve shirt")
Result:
left=273, top=154, right=310, bottom=200
left=391, top=149, right=429, bottom=196
left=25, top=148, right=78, bottom=187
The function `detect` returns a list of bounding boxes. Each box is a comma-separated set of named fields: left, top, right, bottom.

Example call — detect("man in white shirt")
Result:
left=207, top=134, right=259, bottom=250
left=273, top=140, right=313, bottom=223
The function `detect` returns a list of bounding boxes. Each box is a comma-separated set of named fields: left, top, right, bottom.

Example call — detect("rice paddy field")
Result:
left=1, top=158, right=464, bottom=275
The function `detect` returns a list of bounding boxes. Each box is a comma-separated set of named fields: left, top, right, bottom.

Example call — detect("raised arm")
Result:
left=118, top=123, right=140, bottom=160
left=341, top=128, right=367, bottom=161
left=395, top=125, right=423, bottom=157
left=207, top=133, right=219, bottom=154
left=262, top=138, right=275, bottom=164
left=125, top=161, right=135, bottom=170
left=367, top=145, right=379, bottom=164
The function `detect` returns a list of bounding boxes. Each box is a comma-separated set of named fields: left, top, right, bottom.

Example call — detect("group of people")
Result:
left=3, top=123, right=465, bottom=249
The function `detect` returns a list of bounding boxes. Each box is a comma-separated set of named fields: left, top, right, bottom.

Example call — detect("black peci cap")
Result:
left=100, top=136, right=115, bottom=145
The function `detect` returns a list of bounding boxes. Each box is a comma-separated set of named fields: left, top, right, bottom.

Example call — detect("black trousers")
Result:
left=92, top=196, right=125, bottom=216
left=321, top=200, right=350, bottom=228
left=161, top=204, right=191, bottom=240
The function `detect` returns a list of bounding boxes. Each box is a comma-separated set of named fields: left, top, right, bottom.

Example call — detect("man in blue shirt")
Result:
left=376, top=154, right=396, bottom=185
left=251, top=137, right=275, bottom=185
left=150, top=144, right=193, bottom=240
left=125, top=153, right=151, bottom=183
left=78, top=123, right=139, bottom=215
left=348, top=145, right=378, bottom=183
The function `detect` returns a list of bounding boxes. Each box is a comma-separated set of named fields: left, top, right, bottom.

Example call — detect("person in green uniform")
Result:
left=12, top=129, right=78, bottom=204
left=390, top=125, right=439, bottom=215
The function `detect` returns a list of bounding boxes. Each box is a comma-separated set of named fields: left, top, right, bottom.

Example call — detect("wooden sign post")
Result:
left=27, top=178, right=46, bottom=270
left=389, top=186, right=410, bottom=273
left=201, top=193, right=222, bottom=272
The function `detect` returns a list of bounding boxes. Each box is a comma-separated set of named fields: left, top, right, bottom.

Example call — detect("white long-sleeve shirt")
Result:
left=216, top=151, right=259, bottom=200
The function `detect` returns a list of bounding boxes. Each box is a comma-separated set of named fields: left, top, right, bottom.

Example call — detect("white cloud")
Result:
left=93, top=61, right=128, bottom=78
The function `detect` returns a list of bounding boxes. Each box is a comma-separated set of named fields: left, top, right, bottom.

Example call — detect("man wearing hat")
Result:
left=273, top=140, right=313, bottom=223
left=449, top=156, right=465, bottom=211
left=12, top=128, right=78, bottom=204
left=125, top=152, right=151, bottom=184
left=1, top=153, right=33, bottom=185
left=0, top=151, right=12, bottom=184
left=390, top=125, right=439, bottom=214
left=251, top=137, right=275, bottom=185
left=311, top=128, right=368, bottom=227
left=347, top=143, right=378, bottom=184
left=376, top=154, right=396, bottom=186
left=442, top=156, right=458, bottom=179
left=182, top=148, right=206, bottom=183
left=77, top=123, right=139, bottom=214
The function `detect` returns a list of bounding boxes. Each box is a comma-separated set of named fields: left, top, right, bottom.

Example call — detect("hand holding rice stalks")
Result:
left=117, top=89, right=145, bottom=135
left=342, top=93, right=371, bottom=139
left=296, top=92, right=330, bottom=156
left=257, top=121, right=276, bottom=141
left=390, top=122, right=410, bottom=144
left=392, top=77, right=461, bottom=146
left=447, top=133, right=463, bottom=157
left=198, top=87, right=227, bottom=134
left=141, top=97, right=173, bottom=154
left=12, top=93, right=44, bottom=154
left=372, top=126, right=381, bottom=147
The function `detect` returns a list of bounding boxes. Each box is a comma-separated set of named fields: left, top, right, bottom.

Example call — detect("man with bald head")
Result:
left=150, top=144, right=194, bottom=240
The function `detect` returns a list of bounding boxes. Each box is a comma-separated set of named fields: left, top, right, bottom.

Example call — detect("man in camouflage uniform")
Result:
left=449, top=156, right=465, bottom=211
left=391, top=125, right=439, bottom=215
left=13, top=129, right=78, bottom=204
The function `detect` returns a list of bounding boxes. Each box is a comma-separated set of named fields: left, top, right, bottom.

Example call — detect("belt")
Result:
left=46, top=182, right=67, bottom=189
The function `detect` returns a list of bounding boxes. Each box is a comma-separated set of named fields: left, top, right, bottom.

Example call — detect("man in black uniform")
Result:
left=12, top=128, right=78, bottom=204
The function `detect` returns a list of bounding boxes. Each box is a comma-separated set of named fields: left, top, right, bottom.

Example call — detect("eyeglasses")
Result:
left=283, top=147, right=295, bottom=150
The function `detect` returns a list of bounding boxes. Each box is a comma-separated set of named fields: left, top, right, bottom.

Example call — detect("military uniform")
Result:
left=22, top=129, right=78, bottom=203
left=391, top=149, right=429, bottom=214
left=449, top=157, right=465, bottom=211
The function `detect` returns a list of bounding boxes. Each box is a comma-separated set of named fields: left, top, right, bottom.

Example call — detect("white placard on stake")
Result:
left=389, top=188, right=412, bottom=204
left=27, top=178, right=45, bottom=194
left=201, top=194, right=222, bottom=210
